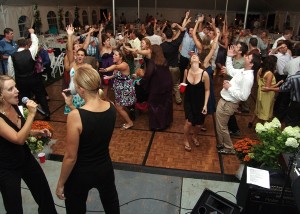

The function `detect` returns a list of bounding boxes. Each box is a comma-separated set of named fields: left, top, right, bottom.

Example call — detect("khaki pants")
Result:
left=215, top=98, right=239, bottom=149
left=169, top=66, right=181, bottom=103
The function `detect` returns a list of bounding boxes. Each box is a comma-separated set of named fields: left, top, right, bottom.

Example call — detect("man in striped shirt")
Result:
left=263, top=71, right=300, bottom=127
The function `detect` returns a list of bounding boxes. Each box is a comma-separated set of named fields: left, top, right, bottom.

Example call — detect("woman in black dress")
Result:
left=141, top=45, right=173, bottom=130
left=56, top=66, right=119, bottom=214
left=182, top=54, right=210, bottom=151
left=0, top=75, right=56, bottom=213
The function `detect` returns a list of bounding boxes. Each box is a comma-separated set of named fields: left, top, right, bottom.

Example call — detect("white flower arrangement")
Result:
left=255, top=123, right=267, bottom=133
left=285, top=137, right=299, bottom=148
left=283, top=126, right=300, bottom=139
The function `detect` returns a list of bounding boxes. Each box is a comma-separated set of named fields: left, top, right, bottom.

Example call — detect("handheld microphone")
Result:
left=21, top=97, right=47, bottom=116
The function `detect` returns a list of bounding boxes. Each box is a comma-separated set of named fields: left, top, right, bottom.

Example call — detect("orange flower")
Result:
left=244, top=155, right=251, bottom=162
left=234, top=138, right=261, bottom=163
left=31, top=120, right=53, bottom=132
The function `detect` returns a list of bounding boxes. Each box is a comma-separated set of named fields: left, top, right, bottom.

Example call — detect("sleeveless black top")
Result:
left=184, top=70, right=206, bottom=125
left=0, top=105, right=30, bottom=170
left=73, top=103, right=116, bottom=172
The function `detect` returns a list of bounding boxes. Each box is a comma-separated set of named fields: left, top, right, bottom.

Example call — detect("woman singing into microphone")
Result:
left=0, top=75, right=57, bottom=213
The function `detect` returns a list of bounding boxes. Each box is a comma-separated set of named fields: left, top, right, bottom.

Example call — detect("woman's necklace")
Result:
left=1, top=106, right=21, bottom=126
left=0, top=105, right=10, bottom=115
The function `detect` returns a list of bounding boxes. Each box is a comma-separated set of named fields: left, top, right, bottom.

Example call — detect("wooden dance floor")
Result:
left=39, top=75, right=258, bottom=180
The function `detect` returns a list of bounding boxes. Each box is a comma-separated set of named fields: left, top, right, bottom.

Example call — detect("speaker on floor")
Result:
left=191, top=188, right=242, bottom=214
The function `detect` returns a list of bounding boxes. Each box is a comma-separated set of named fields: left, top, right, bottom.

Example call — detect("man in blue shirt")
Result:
left=0, top=28, right=18, bottom=75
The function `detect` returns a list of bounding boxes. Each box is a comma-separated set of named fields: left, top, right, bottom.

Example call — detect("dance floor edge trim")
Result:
left=48, top=154, right=239, bottom=183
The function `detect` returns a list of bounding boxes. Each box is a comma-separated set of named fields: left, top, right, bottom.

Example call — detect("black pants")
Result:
left=64, top=162, right=120, bottom=214
left=274, top=74, right=289, bottom=121
left=228, top=115, right=239, bottom=132
left=179, top=55, right=190, bottom=82
left=274, top=91, right=290, bottom=121
left=0, top=154, right=57, bottom=214
left=285, top=101, right=300, bottom=127
left=43, top=63, right=52, bottom=80
left=16, top=75, right=50, bottom=115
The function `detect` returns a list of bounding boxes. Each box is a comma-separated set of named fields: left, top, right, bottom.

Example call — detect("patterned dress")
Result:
left=113, top=70, right=136, bottom=107
left=64, top=68, right=85, bottom=114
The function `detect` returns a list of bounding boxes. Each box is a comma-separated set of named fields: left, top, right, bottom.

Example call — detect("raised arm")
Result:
left=66, top=25, right=75, bottom=64
left=203, top=28, right=220, bottom=67
left=221, top=16, right=229, bottom=49
left=192, top=16, right=204, bottom=53
left=28, top=28, right=39, bottom=59
left=153, top=18, right=158, bottom=35
left=161, top=21, right=168, bottom=36
left=182, top=10, right=190, bottom=28
left=82, top=27, right=95, bottom=50
left=225, top=46, right=243, bottom=77
left=172, top=23, right=186, bottom=41
left=98, top=24, right=104, bottom=52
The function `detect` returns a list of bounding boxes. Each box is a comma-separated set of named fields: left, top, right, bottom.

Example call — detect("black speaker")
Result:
left=191, top=188, right=242, bottom=214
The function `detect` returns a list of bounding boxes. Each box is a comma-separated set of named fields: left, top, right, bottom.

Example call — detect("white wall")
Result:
left=1, top=5, right=300, bottom=38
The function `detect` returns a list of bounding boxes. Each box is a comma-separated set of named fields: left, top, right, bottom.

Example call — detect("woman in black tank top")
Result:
left=56, top=66, right=120, bottom=214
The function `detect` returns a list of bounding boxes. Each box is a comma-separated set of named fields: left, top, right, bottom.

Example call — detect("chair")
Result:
left=51, top=52, right=65, bottom=78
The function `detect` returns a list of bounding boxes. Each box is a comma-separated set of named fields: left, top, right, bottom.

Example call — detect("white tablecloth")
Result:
left=48, top=42, right=66, bottom=50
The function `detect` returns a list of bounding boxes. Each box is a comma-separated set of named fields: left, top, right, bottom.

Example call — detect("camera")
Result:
left=63, top=90, right=71, bottom=96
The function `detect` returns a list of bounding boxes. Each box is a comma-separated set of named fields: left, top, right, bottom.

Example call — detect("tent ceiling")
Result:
left=1, top=0, right=299, bottom=12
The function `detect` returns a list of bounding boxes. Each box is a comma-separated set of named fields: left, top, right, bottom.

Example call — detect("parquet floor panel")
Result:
left=146, top=132, right=221, bottom=173
left=109, top=129, right=153, bottom=164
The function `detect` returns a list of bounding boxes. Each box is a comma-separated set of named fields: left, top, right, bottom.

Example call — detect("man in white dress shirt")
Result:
left=272, top=29, right=293, bottom=50
left=283, top=42, right=300, bottom=77
left=128, top=29, right=141, bottom=56
left=216, top=47, right=261, bottom=154
left=145, top=25, right=162, bottom=45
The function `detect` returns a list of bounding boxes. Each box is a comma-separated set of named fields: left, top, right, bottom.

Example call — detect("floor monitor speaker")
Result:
left=191, top=188, right=242, bottom=214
